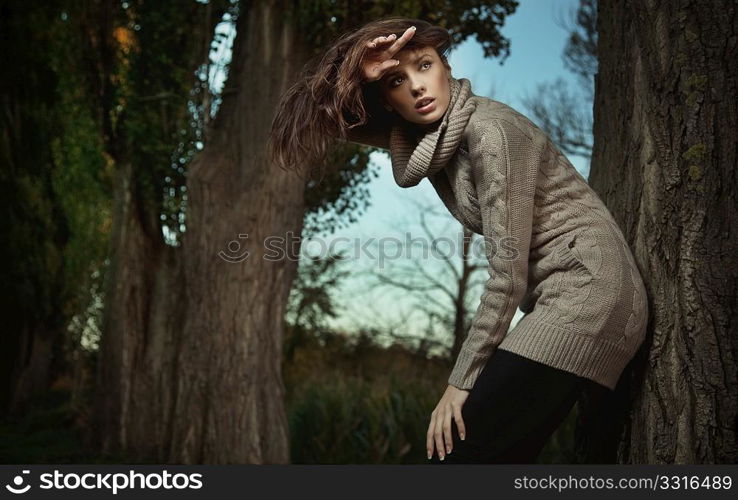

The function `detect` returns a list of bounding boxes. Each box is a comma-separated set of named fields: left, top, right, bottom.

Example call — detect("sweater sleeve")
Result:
left=447, top=117, right=538, bottom=390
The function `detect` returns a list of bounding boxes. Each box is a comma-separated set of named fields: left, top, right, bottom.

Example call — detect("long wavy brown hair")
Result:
left=267, top=17, right=453, bottom=177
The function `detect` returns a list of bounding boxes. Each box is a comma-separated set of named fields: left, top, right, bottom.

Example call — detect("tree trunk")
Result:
left=87, top=0, right=188, bottom=461
left=167, top=0, right=309, bottom=464
left=576, top=0, right=738, bottom=464
left=94, top=160, right=183, bottom=460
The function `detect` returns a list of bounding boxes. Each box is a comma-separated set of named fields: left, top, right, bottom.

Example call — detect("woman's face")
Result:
left=378, top=46, right=451, bottom=130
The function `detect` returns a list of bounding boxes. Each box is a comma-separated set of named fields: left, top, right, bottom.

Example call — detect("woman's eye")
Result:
left=389, top=62, right=431, bottom=87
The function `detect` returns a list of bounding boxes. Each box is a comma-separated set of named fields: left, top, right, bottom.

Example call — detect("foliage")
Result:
left=0, top=1, right=71, bottom=331
left=0, top=387, right=137, bottom=464
left=0, top=0, right=112, bottom=413
left=303, top=143, right=380, bottom=238
left=47, top=9, right=112, bottom=358
left=283, top=328, right=578, bottom=464
left=0, top=326, right=576, bottom=464
left=521, top=77, right=594, bottom=159
left=116, top=0, right=235, bottom=244
left=286, top=0, right=519, bottom=62
left=284, top=251, right=353, bottom=361
left=284, top=329, right=448, bottom=463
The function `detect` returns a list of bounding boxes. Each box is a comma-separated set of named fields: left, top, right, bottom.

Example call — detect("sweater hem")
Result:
left=498, top=318, right=637, bottom=391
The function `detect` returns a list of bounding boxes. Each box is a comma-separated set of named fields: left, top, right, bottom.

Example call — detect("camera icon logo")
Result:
left=218, top=233, right=250, bottom=263
left=6, top=470, right=31, bottom=494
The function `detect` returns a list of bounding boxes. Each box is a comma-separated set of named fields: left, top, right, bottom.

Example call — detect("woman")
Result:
left=268, top=17, right=649, bottom=464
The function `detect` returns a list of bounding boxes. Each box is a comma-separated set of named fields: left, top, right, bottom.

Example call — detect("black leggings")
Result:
left=429, top=348, right=611, bottom=464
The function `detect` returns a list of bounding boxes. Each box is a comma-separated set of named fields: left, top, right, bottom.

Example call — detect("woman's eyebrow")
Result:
left=385, top=52, right=433, bottom=78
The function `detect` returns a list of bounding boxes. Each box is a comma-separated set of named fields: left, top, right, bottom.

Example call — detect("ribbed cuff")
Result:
left=447, top=347, right=492, bottom=390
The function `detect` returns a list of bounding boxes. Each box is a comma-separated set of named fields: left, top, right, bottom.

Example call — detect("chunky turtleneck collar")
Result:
left=389, top=77, right=477, bottom=188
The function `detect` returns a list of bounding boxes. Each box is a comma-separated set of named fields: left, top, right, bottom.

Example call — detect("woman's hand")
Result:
left=361, top=26, right=416, bottom=83
left=427, top=384, right=469, bottom=460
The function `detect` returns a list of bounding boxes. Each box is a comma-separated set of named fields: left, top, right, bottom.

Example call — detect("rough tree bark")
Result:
left=575, top=0, right=738, bottom=464
left=166, top=0, right=310, bottom=463
left=96, top=160, right=183, bottom=459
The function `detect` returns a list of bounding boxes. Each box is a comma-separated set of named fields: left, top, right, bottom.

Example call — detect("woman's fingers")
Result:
left=453, top=404, right=466, bottom=441
left=366, top=58, right=400, bottom=81
left=366, top=27, right=415, bottom=54
left=426, top=412, right=437, bottom=459
left=386, top=26, right=416, bottom=57
left=376, top=34, right=396, bottom=45
left=434, top=412, right=446, bottom=460
left=376, top=58, right=400, bottom=73
left=443, top=407, right=453, bottom=455
left=366, top=34, right=395, bottom=50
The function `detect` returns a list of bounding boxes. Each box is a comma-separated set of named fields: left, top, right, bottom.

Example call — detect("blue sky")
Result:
left=303, top=0, right=593, bottom=347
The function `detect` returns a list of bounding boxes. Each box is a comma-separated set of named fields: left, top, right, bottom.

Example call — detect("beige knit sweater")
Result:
left=341, top=76, right=649, bottom=391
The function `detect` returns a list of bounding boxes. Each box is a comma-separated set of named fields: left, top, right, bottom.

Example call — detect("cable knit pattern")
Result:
left=343, top=77, right=649, bottom=391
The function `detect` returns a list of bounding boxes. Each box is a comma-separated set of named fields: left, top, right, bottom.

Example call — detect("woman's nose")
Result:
left=410, top=79, right=426, bottom=94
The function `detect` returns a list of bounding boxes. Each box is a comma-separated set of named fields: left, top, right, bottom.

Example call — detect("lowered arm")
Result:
left=447, top=117, right=539, bottom=390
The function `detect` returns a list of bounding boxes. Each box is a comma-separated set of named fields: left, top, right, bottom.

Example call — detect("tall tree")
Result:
left=584, top=0, right=738, bottom=463
left=84, top=0, right=232, bottom=460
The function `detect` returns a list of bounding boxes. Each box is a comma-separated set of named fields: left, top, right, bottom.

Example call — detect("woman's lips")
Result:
left=416, top=99, right=436, bottom=115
